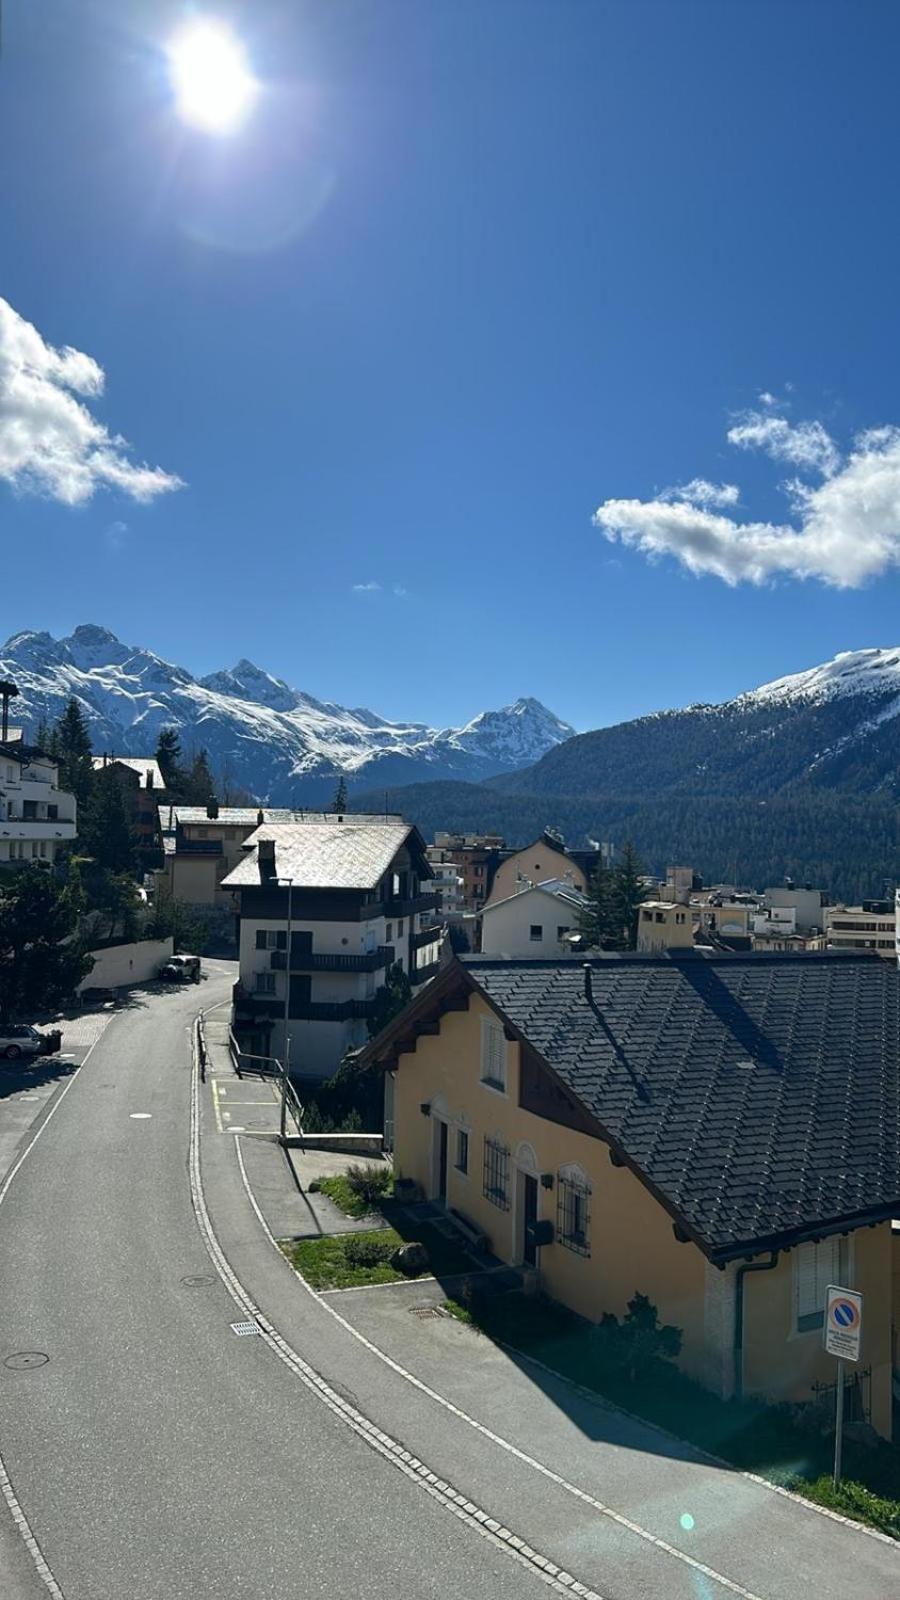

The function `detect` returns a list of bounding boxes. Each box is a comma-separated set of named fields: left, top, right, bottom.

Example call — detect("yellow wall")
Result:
left=392, top=994, right=894, bottom=1437
left=488, top=845, right=586, bottom=906
left=742, top=1225, right=893, bottom=1438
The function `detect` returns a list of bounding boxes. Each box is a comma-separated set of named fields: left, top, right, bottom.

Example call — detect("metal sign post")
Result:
left=823, top=1285, right=862, bottom=1490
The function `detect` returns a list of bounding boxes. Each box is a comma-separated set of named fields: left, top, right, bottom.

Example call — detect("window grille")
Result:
left=557, top=1173, right=591, bottom=1256
left=483, top=1136, right=510, bottom=1210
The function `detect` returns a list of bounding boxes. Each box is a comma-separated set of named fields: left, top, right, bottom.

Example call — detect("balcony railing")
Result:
left=288, top=997, right=376, bottom=1021
left=271, top=945, right=394, bottom=974
left=412, top=960, right=441, bottom=985
left=0, top=818, right=76, bottom=840
left=176, top=839, right=224, bottom=856
left=413, top=923, right=444, bottom=949
left=360, top=892, right=439, bottom=920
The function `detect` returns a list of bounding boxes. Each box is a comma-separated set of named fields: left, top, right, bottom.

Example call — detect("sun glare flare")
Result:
left=167, top=21, right=257, bottom=134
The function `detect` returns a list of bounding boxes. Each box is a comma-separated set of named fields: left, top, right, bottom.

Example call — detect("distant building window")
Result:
left=456, top=1129, right=469, bottom=1175
left=641, top=909, right=653, bottom=922
left=675, top=912, right=685, bottom=924
left=256, top=929, right=287, bottom=951
left=480, top=1017, right=507, bottom=1092
left=255, top=972, right=276, bottom=995
left=557, top=925, right=570, bottom=940
left=794, top=1237, right=844, bottom=1332
left=386, top=923, right=393, bottom=943
left=482, top=1136, right=510, bottom=1210
left=473, top=864, right=483, bottom=877
left=557, top=1171, right=591, bottom=1257
left=398, top=919, right=404, bottom=937
left=655, top=912, right=665, bottom=923
left=529, top=925, right=543, bottom=942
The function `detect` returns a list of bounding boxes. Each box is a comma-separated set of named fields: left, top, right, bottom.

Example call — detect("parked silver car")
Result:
left=0, top=1024, right=53, bottom=1061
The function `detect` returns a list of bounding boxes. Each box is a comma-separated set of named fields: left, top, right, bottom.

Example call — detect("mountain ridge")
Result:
left=0, top=624, right=574, bottom=803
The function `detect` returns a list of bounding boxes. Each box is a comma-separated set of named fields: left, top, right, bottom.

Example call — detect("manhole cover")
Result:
left=230, top=1321, right=259, bottom=1337
left=409, top=1304, right=441, bottom=1320
left=4, top=1352, right=49, bottom=1370
left=180, top=1275, right=216, bottom=1288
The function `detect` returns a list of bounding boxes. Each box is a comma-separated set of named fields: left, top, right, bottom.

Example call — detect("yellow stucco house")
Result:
left=361, top=949, right=900, bottom=1439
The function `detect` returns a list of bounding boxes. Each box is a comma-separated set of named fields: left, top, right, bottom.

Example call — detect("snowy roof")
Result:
left=158, top=805, right=407, bottom=832
left=482, top=877, right=589, bottom=916
left=93, top=756, right=165, bottom=788
left=221, top=820, right=417, bottom=891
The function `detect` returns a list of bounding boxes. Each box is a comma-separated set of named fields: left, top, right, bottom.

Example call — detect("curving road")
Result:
left=0, top=969, right=896, bottom=1600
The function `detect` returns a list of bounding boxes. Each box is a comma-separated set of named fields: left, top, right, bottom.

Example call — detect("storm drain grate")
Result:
left=408, top=1304, right=442, bottom=1320
left=4, top=1352, right=49, bottom=1370
left=230, top=1320, right=260, bottom=1337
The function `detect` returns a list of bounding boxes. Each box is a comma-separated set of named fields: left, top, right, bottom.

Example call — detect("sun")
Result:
left=167, top=20, right=257, bottom=134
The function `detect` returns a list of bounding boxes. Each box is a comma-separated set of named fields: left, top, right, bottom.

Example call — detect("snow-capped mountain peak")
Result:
left=745, top=647, right=900, bottom=707
left=0, top=625, right=574, bottom=804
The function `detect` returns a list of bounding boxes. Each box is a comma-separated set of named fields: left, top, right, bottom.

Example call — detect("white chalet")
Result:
left=223, top=815, right=441, bottom=1079
left=0, top=742, right=77, bottom=867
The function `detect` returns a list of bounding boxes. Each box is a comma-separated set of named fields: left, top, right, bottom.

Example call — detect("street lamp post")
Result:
left=279, top=875, right=293, bottom=1141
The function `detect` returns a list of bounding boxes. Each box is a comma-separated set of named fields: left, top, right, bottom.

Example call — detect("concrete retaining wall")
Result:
left=78, top=937, right=174, bottom=992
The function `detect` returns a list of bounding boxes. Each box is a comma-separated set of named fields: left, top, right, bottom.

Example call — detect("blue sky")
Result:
left=3, top=0, right=900, bottom=732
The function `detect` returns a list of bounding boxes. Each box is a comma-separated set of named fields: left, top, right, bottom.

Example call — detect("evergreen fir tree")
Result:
left=0, top=866, right=93, bottom=1021
left=366, top=961, right=412, bottom=1038
left=185, top=749, right=215, bottom=806
left=609, top=840, right=647, bottom=951
left=155, top=728, right=185, bottom=797
left=54, top=697, right=94, bottom=809
left=578, top=859, right=618, bottom=949
left=80, top=765, right=137, bottom=875
left=332, top=774, right=348, bottom=812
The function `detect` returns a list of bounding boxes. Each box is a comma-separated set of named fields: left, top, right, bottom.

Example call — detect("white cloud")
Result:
left=663, top=478, right=740, bottom=508
left=352, top=581, right=381, bottom=593
left=594, top=415, right=900, bottom=588
left=106, top=519, right=129, bottom=551
left=0, top=297, right=183, bottom=505
left=726, top=410, right=840, bottom=476
left=392, top=584, right=409, bottom=597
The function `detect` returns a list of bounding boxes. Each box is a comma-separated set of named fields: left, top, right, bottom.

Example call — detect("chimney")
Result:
left=583, top=963, right=593, bottom=1003
left=207, top=798, right=219, bottom=819
left=257, top=808, right=265, bottom=827
left=145, top=768, right=153, bottom=789
left=258, top=837, right=276, bottom=880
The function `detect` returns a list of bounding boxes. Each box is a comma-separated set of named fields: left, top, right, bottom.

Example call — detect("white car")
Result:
left=0, top=1024, right=45, bottom=1061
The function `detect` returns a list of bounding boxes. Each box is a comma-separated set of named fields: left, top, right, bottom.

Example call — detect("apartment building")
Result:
left=432, top=831, right=506, bottom=911
left=157, top=803, right=312, bottom=909
left=223, top=815, right=438, bottom=1079
left=636, top=900, right=693, bottom=952
left=0, top=742, right=77, bottom=867
left=93, top=755, right=166, bottom=865
left=824, top=900, right=897, bottom=958
left=486, top=833, right=589, bottom=907
left=423, top=848, right=466, bottom=923
left=481, top=877, right=589, bottom=958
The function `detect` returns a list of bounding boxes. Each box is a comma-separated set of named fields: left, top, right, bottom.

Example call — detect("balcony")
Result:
left=412, top=960, right=441, bottom=985
left=176, top=839, right=224, bottom=856
left=413, top=923, right=444, bottom=949
left=271, top=945, right=394, bottom=974
left=0, top=817, right=76, bottom=841
left=288, top=997, right=376, bottom=1022
left=232, top=981, right=281, bottom=1021
left=361, top=892, right=439, bottom=920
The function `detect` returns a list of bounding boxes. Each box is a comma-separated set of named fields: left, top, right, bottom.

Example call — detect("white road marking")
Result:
left=0, top=1022, right=119, bottom=1598
left=231, top=1138, right=765, bottom=1600
left=129, top=1113, right=152, bottom=1120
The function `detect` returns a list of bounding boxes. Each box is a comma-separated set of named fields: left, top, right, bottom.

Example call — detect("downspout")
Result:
left=733, top=1252, right=779, bottom=1400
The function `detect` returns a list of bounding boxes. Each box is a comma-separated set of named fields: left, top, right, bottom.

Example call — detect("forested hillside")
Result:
left=354, top=780, right=899, bottom=902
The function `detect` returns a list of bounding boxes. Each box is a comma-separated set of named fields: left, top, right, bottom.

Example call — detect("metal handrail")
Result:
left=227, top=1027, right=305, bottom=1144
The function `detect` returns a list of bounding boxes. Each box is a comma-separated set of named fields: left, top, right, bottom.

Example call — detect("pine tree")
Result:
left=332, top=774, right=348, bottom=812
left=0, top=866, right=93, bottom=1021
left=54, top=697, right=94, bottom=809
left=155, top=728, right=185, bottom=797
left=366, top=961, right=412, bottom=1038
left=578, top=859, right=618, bottom=949
left=185, top=748, right=215, bottom=807
left=609, top=840, right=647, bottom=951
left=80, top=765, right=137, bottom=875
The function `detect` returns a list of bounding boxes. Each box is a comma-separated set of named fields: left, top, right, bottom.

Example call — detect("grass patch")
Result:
left=315, top=1167, right=393, bottom=1218
left=282, top=1211, right=474, bottom=1290
left=443, top=1288, right=900, bottom=1540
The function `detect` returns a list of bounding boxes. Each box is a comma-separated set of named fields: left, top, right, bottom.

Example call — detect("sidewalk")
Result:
left=201, top=1007, right=390, bottom=1238
left=198, top=1014, right=900, bottom=1600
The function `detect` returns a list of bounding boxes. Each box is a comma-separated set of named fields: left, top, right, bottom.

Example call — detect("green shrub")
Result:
left=346, top=1163, right=393, bottom=1206
left=343, top=1234, right=395, bottom=1269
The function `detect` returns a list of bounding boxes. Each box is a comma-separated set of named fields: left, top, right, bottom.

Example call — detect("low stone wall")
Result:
left=283, top=1131, right=384, bottom=1155
left=78, top=937, right=174, bottom=992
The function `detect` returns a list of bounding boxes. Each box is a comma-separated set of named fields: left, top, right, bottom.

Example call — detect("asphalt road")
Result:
left=0, top=967, right=556, bottom=1600
left=0, top=969, right=896, bottom=1600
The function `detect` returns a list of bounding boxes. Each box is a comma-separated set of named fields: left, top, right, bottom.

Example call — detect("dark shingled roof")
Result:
left=365, top=950, right=900, bottom=1262
left=469, top=952, right=900, bottom=1260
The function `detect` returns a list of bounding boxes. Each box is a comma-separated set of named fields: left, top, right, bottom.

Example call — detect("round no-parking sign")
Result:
left=824, top=1284, right=862, bottom=1362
